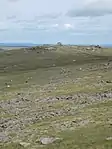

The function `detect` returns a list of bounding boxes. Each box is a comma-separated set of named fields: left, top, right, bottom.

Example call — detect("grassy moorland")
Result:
left=0, top=45, right=112, bottom=149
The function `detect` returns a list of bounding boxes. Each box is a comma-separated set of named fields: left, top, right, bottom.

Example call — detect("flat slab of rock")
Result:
left=19, top=142, right=30, bottom=147
left=0, top=132, right=9, bottom=142
left=106, top=137, right=112, bottom=141
left=40, top=137, right=61, bottom=145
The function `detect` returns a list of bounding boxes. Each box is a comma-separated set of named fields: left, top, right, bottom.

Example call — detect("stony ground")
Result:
left=0, top=45, right=112, bottom=149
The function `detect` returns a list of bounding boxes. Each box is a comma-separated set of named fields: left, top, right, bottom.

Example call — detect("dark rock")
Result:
left=95, top=45, right=102, bottom=49
left=66, top=96, right=73, bottom=100
left=57, top=42, right=63, bottom=46
left=15, top=99, right=20, bottom=103
left=56, top=97, right=60, bottom=100
left=106, top=80, right=112, bottom=83
left=104, top=94, right=107, bottom=98
left=17, top=93, right=21, bottom=95
left=81, top=101, right=87, bottom=104
left=72, top=120, right=77, bottom=123
left=5, top=82, right=8, bottom=85
left=1, top=124, right=7, bottom=129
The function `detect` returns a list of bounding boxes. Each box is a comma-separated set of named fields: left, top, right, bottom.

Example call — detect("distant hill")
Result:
left=0, top=48, right=4, bottom=51
left=0, top=43, right=112, bottom=48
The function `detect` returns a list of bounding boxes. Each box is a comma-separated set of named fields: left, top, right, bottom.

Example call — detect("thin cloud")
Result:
left=8, top=0, right=19, bottom=2
left=36, top=13, right=62, bottom=19
left=7, top=15, right=17, bottom=20
left=67, top=0, right=112, bottom=17
left=0, top=29, right=8, bottom=32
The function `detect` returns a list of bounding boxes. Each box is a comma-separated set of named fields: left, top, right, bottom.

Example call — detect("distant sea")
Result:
left=102, top=44, right=112, bottom=48
left=0, top=43, right=43, bottom=50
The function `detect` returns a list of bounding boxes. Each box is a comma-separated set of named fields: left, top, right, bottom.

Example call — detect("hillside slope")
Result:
left=0, top=45, right=112, bottom=149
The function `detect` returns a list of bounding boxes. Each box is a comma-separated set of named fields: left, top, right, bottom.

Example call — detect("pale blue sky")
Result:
left=0, top=0, right=112, bottom=44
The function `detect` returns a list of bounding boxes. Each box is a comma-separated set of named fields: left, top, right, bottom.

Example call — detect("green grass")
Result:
left=34, top=101, right=112, bottom=149
left=0, top=143, right=25, bottom=149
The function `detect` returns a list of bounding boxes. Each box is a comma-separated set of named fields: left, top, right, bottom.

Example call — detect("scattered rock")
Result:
left=45, top=47, right=56, bottom=51
left=86, top=47, right=91, bottom=50
left=101, top=80, right=104, bottom=83
left=79, top=68, right=82, bottom=70
left=7, top=85, right=10, bottom=88
left=19, top=142, right=30, bottom=147
left=73, top=60, right=76, bottom=62
left=66, top=96, right=73, bottom=100
left=5, top=83, right=11, bottom=87
left=81, top=100, right=87, bottom=104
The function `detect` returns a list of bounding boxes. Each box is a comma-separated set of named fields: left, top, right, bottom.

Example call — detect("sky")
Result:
left=0, top=0, right=112, bottom=44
